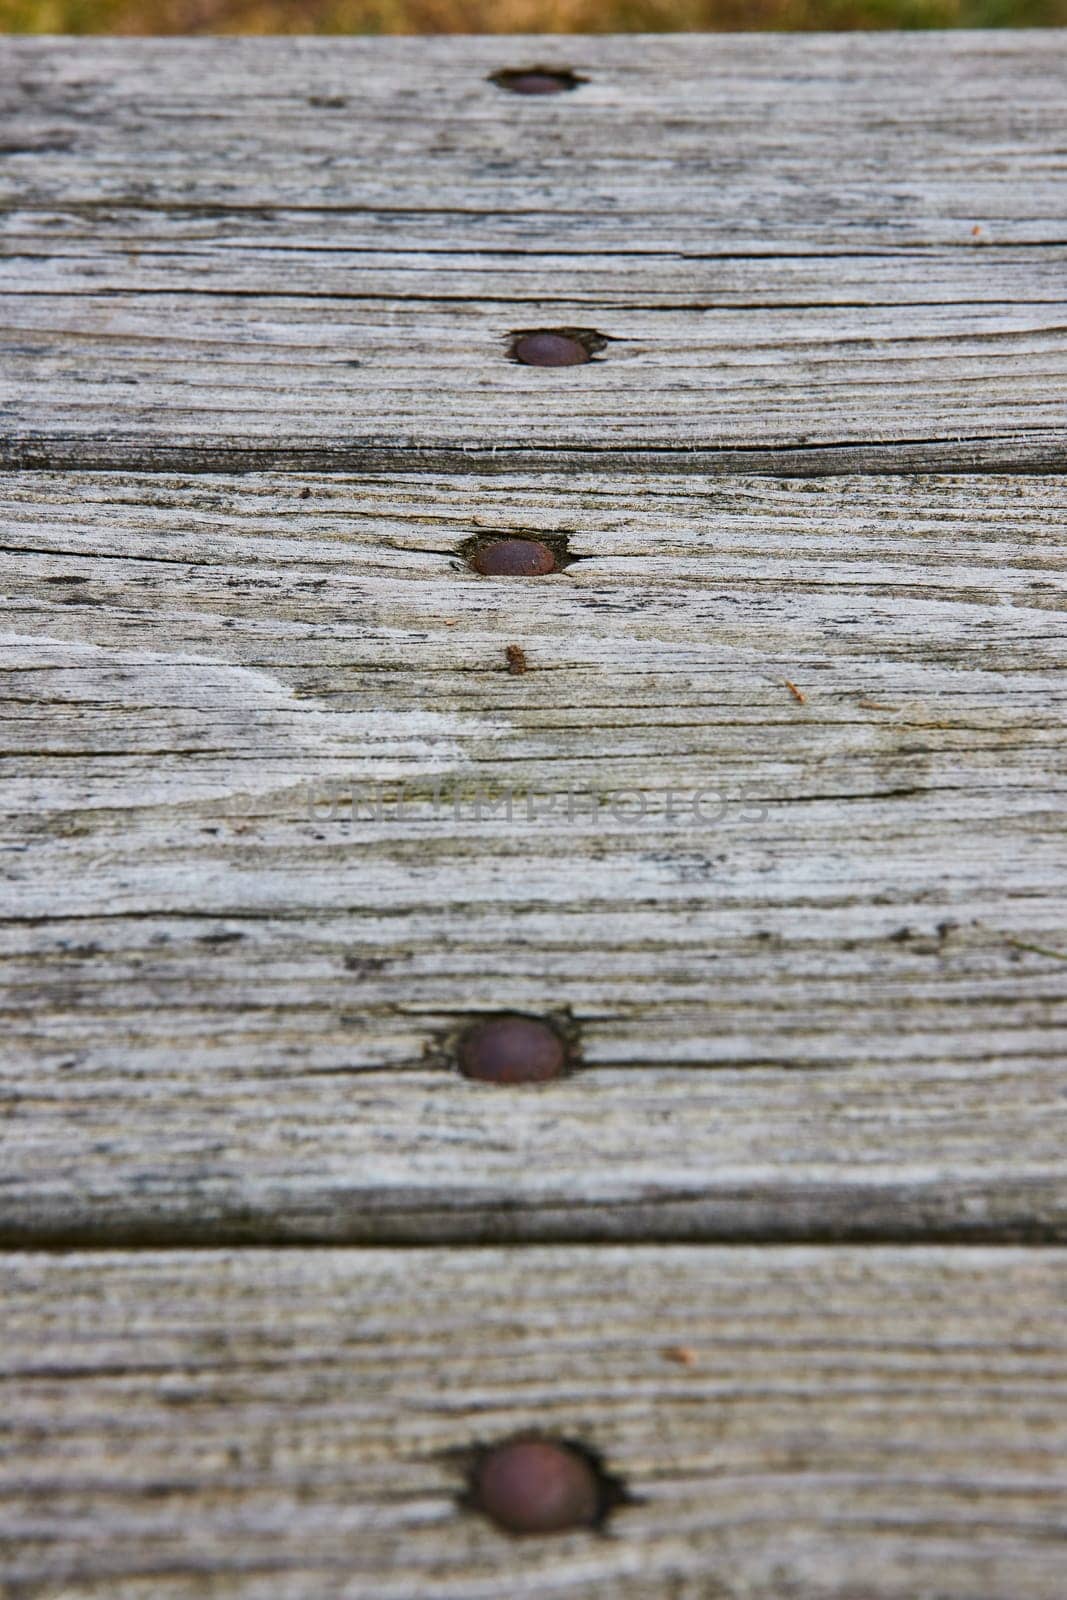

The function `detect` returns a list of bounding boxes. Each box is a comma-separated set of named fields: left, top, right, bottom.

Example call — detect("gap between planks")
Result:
left=3, top=441, right=1067, bottom=477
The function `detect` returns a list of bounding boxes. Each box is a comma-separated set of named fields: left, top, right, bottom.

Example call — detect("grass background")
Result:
left=2, top=0, right=1065, bottom=33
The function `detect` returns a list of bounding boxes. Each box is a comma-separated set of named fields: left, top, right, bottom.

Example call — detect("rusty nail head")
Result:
left=473, top=1438, right=601, bottom=1534
left=513, top=331, right=590, bottom=368
left=457, top=1014, right=566, bottom=1084
left=492, top=68, right=583, bottom=96
left=470, top=538, right=556, bottom=577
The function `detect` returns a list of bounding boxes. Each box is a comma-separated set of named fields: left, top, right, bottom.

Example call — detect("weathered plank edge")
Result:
left=2, top=1174, right=1064, bottom=1251
left=3, top=435, right=1066, bottom=477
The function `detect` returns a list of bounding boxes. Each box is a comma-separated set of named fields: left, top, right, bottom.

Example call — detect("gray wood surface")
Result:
left=2, top=33, right=1066, bottom=473
left=3, top=469, right=1063, bottom=1244
left=2, top=34, right=1066, bottom=1595
left=4, top=1246, right=1066, bottom=1599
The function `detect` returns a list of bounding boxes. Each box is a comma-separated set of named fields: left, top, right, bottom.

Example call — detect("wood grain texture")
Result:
left=3, top=1246, right=1066, bottom=1599
left=2, top=33, right=1067, bottom=472
left=3, top=34, right=1065, bottom=1597
left=2, top=470, right=1064, bottom=1244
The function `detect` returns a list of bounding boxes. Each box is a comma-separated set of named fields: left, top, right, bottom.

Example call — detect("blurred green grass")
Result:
left=3, top=0, right=1065, bottom=31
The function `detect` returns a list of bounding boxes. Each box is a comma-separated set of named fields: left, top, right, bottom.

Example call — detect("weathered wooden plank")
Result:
left=3, top=34, right=1065, bottom=243
left=2, top=291, right=1064, bottom=469
left=1, top=470, right=1064, bottom=1243
left=1, top=34, right=1066, bottom=472
left=3, top=1246, right=1065, bottom=1598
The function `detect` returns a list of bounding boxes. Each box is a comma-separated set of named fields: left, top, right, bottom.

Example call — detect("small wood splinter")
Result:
left=662, top=1345, right=698, bottom=1367
left=784, top=679, right=806, bottom=704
